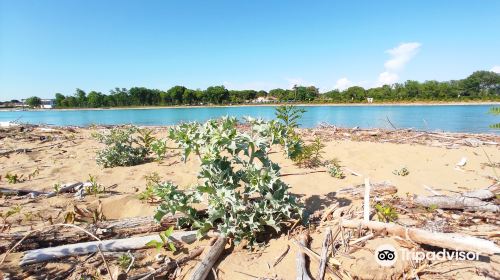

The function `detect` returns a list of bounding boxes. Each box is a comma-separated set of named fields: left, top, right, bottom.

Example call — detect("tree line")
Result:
left=27, top=70, right=500, bottom=108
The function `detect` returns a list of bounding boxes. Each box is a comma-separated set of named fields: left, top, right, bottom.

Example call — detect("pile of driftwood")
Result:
left=308, top=124, right=499, bottom=149
left=1, top=179, right=499, bottom=279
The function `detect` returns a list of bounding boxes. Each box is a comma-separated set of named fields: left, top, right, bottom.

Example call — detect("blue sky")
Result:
left=1, top=0, right=500, bottom=99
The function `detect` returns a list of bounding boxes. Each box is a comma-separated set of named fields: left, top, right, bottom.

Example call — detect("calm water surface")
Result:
left=0, top=105, right=498, bottom=134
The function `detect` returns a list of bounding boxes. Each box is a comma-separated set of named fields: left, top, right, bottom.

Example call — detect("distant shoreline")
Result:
left=1, top=101, right=499, bottom=112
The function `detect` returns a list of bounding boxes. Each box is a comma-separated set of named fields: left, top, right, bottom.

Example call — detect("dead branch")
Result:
left=188, top=236, right=227, bottom=280
left=295, top=233, right=312, bottom=280
left=317, top=228, right=332, bottom=280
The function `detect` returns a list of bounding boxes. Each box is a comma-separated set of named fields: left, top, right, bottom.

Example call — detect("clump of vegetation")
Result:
left=117, top=253, right=133, bottom=270
left=328, top=160, right=345, bottom=179
left=393, top=167, right=410, bottom=176
left=146, top=226, right=177, bottom=252
left=374, top=203, right=398, bottom=222
left=139, top=172, right=161, bottom=203
left=93, top=126, right=152, bottom=167
left=295, top=137, right=327, bottom=168
left=1, top=205, right=22, bottom=231
left=150, top=139, right=169, bottom=161
left=5, top=173, right=23, bottom=184
left=85, top=174, right=105, bottom=196
left=275, top=105, right=306, bottom=160
left=153, top=117, right=303, bottom=246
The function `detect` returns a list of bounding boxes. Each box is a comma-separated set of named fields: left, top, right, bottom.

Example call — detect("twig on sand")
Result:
left=295, top=233, right=312, bottom=280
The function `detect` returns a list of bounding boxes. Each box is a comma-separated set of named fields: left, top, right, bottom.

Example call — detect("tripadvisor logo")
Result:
left=375, top=244, right=397, bottom=267
left=375, top=244, right=480, bottom=267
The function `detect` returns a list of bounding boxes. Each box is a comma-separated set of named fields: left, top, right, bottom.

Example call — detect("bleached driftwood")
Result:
left=414, top=194, right=499, bottom=212
left=20, top=230, right=199, bottom=265
left=337, top=181, right=397, bottom=198
left=45, top=182, right=83, bottom=198
left=295, top=233, right=312, bottom=280
left=341, top=219, right=500, bottom=255
left=189, top=236, right=227, bottom=280
left=317, top=228, right=332, bottom=280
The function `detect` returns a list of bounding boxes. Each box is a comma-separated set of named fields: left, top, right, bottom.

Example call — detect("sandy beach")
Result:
left=1, top=124, right=499, bottom=279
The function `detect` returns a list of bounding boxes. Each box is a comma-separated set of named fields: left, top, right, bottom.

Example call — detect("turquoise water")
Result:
left=0, top=105, right=498, bottom=133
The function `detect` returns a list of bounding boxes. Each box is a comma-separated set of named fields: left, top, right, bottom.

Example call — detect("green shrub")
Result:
left=92, top=126, right=150, bottom=167
left=153, top=117, right=303, bottom=246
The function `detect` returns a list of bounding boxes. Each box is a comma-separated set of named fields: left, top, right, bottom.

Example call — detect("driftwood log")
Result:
left=188, top=236, right=227, bottom=280
left=20, top=230, right=200, bottom=265
left=337, top=181, right=397, bottom=198
left=414, top=188, right=499, bottom=212
left=295, top=233, right=312, bottom=280
left=342, top=219, right=500, bottom=255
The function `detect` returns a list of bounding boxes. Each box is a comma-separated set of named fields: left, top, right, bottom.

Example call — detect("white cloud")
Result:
left=491, top=66, right=500, bottom=73
left=375, top=71, right=399, bottom=87
left=334, top=77, right=353, bottom=91
left=384, top=42, right=422, bottom=71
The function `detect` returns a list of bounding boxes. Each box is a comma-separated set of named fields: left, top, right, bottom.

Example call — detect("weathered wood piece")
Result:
left=317, top=228, right=332, bottom=280
left=413, top=194, right=499, bottom=212
left=295, top=233, right=312, bottom=280
left=342, top=219, right=500, bottom=255
left=189, top=236, right=227, bottom=280
left=20, top=231, right=199, bottom=265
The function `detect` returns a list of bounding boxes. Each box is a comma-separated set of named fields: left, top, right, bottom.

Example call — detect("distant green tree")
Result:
left=25, top=96, right=42, bottom=108
left=55, top=93, right=65, bottom=107
left=205, top=85, right=229, bottom=104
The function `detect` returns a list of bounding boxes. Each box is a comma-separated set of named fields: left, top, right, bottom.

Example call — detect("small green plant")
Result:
left=85, top=174, right=105, bottom=196
left=5, top=173, right=23, bottom=184
left=392, top=167, right=409, bottom=176
left=92, top=126, right=150, bottom=168
left=27, top=167, right=40, bottom=180
left=374, top=203, right=398, bottom=222
left=151, top=139, right=169, bottom=161
left=275, top=105, right=306, bottom=160
left=117, top=253, right=132, bottom=270
left=295, top=137, right=326, bottom=168
left=139, top=172, right=161, bottom=203
left=53, top=182, right=61, bottom=193
left=426, top=204, right=438, bottom=212
left=328, top=161, right=345, bottom=179
left=1, top=205, right=22, bottom=231
left=138, top=128, right=156, bottom=149
left=146, top=226, right=176, bottom=252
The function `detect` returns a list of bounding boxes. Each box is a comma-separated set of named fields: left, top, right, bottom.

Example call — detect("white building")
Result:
left=21, top=99, right=56, bottom=109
